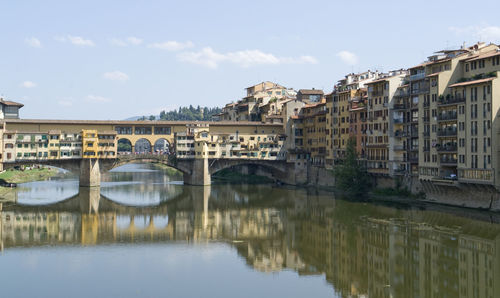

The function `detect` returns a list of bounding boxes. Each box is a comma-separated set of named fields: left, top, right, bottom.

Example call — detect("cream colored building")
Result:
left=415, top=42, right=500, bottom=189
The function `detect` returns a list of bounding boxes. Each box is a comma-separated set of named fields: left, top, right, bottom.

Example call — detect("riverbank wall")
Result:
left=286, top=163, right=500, bottom=212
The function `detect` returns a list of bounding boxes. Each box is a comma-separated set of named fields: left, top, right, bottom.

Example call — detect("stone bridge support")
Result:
left=182, top=157, right=210, bottom=186
left=80, top=159, right=101, bottom=187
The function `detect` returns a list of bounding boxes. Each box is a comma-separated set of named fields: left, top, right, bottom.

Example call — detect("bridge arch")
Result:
left=208, top=159, right=289, bottom=184
left=135, top=138, right=152, bottom=154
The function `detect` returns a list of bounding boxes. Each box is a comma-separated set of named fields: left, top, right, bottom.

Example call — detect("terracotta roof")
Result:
left=298, top=89, right=324, bottom=95
left=462, top=50, right=500, bottom=62
left=1, top=100, right=24, bottom=107
left=448, top=77, right=495, bottom=88
left=3, top=119, right=283, bottom=127
left=366, top=78, right=388, bottom=85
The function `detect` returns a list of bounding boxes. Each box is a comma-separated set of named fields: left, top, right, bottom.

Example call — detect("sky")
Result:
left=1, top=0, right=500, bottom=120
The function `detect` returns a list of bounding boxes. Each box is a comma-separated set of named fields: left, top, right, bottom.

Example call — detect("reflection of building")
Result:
left=2, top=190, right=500, bottom=297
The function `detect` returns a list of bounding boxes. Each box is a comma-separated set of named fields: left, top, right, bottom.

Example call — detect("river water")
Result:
left=0, top=164, right=499, bottom=298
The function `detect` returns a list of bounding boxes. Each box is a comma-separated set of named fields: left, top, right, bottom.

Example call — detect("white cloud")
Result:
left=86, top=95, right=111, bottom=102
left=102, top=71, right=129, bottom=81
left=148, top=41, right=194, bottom=51
left=55, top=35, right=95, bottom=46
left=336, top=50, right=358, bottom=65
left=126, top=36, right=143, bottom=45
left=20, top=81, right=36, bottom=88
left=178, top=47, right=318, bottom=69
left=25, top=37, right=41, bottom=48
left=449, top=25, right=500, bottom=42
left=110, top=36, right=143, bottom=46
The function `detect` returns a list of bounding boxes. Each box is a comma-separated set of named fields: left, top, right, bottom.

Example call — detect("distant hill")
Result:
left=131, top=105, right=222, bottom=121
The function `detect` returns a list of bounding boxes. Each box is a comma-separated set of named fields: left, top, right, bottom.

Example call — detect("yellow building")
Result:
left=82, top=130, right=98, bottom=158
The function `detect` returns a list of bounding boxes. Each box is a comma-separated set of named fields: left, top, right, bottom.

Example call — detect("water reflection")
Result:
left=1, top=182, right=500, bottom=298
left=1, top=164, right=500, bottom=298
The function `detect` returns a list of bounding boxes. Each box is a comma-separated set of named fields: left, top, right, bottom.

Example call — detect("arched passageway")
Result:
left=117, top=138, right=132, bottom=154
left=135, top=138, right=152, bottom=154
left=153, top=138, right=170, bottom=155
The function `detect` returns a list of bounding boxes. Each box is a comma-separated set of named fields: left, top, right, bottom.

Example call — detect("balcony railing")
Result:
left=393, top=145, right=405, bottom=151
left=437, top=129, right=457, bottom=137
left=440, top=157, right=457, bottom=165
left=437, top=112, right=457, bottom=121
left=410, top=73, right=426, bottom=81
left=411, top=87, right=430, bottom=95
left=394, top=91, right=410, bottom=98
left=437, top=95, right=466, bottom=106
left=437, top=145, right=457, bottom=152
left=393, top=118, right=405, bottom=124
left=393, top=103, right=407, bottom=110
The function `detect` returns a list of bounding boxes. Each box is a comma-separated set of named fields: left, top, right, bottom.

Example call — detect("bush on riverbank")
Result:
left=0, top=167, right=59, bottom=184
left=333, top=138, right=371, bottom=197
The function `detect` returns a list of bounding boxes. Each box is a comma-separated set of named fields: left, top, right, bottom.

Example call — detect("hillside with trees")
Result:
left=137, top=105, right=222, bottom=121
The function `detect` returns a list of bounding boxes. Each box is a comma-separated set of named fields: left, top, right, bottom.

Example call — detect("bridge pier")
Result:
left=80, top=158, right=101, bottom=187
left=183, top=157, right=211, bottom=186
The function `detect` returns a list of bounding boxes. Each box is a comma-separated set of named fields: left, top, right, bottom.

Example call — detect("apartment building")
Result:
left=365, top=70, right=407, bottom=175
left=332, top=71, right=380, bottom=162
left=288, top=100, right=328, bottom=165
left=415, top=42, right=500, bottom=189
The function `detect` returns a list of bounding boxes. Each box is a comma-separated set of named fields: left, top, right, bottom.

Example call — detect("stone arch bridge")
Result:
left=3, top=154, right=297, bottom=186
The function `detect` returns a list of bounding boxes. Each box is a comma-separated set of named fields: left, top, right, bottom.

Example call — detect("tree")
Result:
left=149, top=115, right=156, bottom=120
left=333, top=137, right=371, bottom=197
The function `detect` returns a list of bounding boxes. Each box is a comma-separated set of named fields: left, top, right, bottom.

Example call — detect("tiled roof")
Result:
left=448, top=77, right=495, bottom=88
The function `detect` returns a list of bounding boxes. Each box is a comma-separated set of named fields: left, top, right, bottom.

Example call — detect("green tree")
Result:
left=333, top=137, right=371, bottom=197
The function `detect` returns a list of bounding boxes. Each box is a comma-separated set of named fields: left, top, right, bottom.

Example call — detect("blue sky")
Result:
left=1, top=0, right=500, bottom=120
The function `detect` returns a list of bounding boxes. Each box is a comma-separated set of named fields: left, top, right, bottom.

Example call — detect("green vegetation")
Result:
left=456, top=71, right=497, bottom=83
left=212, top=168, right=274, bottom=184
left=152, top=163, right=183, bottom=178
left=139, top=105, right=222, bottom=121
left=0, top=167, right=59, bottom=184
left=333, top=138, right=371, bottom=197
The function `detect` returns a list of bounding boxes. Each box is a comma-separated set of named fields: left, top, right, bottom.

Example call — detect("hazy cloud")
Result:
left=20, top=81, right=36, bottom=88
left=449, top=25, right=500, bottom=42
left=55, top=35, right=95, bottom=46
left=110, top=36, right=143, bottom=46
left=102, top=71, right=129, bottom=81
left=86, top=95, right=111, bottom=102
left=126, top=36, right=143, bottom=45
left=25, top=37, right=42, bottom=48
left=336, top=50, right=358, bottom=65
left=148, top=41, right=194, bottom=51
left=178, top=47, right=318, bottom=69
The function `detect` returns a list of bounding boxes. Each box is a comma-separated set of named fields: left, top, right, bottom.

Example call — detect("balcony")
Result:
left=437, top=95, right=465, bottom=106
left=409, top=157, right=419, bottom=163
left=411, top=87, right=430, bottom=95
left=423, top=101, right=430, bottom=108
left=393, top=145, right=405, bottom=151
left=437, top=112, right=457, bottom=122
left=437, top=144, right=457, bottom=152
left=437, top=129, right=457, bottom=137
left=440, top=157, right=457, bottom=165
left=410, top=146, right=419, bottom=152
left=393, top=118, right=405, bottom=124
left=394, top=91, right=410, bottom=98
left=410, top=73, right=426, bottom=81
left=393, top=103, right=407, bottom=110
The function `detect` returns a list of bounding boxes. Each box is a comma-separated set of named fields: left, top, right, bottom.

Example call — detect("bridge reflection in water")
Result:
left=2, top=186, right=500, bottom=297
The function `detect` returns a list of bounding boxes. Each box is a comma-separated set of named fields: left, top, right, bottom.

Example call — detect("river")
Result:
left=0, top=163, right=499, bottom=298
